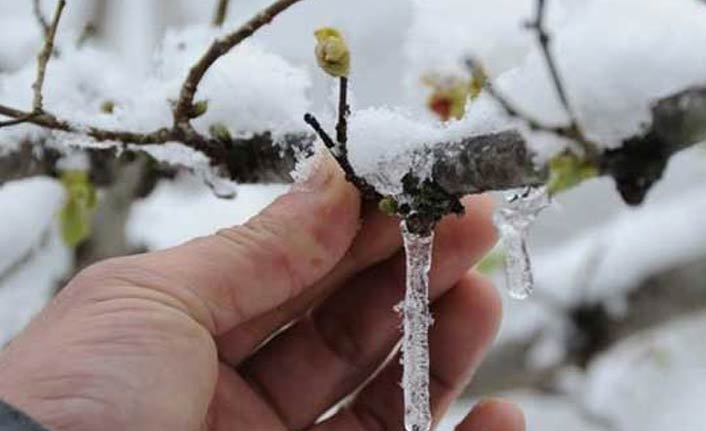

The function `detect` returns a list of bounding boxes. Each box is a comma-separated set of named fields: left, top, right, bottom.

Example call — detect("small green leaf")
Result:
left=378, top=196, right=399, bottom=216
left=475, top=247, right=506, bottom=275
left=59, top=171, right=97, bottom=248
left=190, top=100, right=209, bottom=119
left=209, top=123, right=232, bottom=142
left=547, top=153, right=598, bottom=195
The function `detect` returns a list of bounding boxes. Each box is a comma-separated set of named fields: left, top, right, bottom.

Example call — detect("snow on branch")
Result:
left=0, top=0, right=306, bottom=167
left=0, top=0, right=705, bottom=223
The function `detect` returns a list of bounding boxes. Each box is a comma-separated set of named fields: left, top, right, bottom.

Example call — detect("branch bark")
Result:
left=3, top=86, right=706, bottom=205
left=213, top=0, right=231, bottom=27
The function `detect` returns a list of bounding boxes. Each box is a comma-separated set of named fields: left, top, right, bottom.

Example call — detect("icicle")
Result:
left=493, top=186, right=550, bottom=300
left=201, top=165, right=237, bottom=199
left=399, top=221, right=434, bottom=431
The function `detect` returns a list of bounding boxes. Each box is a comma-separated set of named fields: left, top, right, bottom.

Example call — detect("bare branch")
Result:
left=32, top=0, right=50, bottom=36
left=527, top=0, right=599, bottom=159
left=336, top=77, right=349, bottom=146
left=32, top=0, right=66, bottom=113
left=483, top=79, right=578, bottom=141
left=213, top=0, right=231, bottom=27
left=0, top=103, right=173, bottom=144
left=304, top=113, right=382, bottom=200
left=173, top=0, right=305, bottom=129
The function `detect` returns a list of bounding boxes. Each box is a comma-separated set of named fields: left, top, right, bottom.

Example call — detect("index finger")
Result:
left=71, top=154, right=361, bottom=335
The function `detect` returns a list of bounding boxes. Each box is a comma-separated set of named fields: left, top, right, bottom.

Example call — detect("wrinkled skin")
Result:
left=0, top=155, right=524, bottom=431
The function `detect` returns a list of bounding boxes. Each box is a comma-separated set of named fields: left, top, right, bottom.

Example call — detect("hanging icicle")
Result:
left=493, top=186, right=550, bottom=300
left=399, top=220, right=435, bottom=431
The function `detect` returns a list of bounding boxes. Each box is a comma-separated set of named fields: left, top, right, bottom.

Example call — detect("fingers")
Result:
left=455, top=399, right=526, bottom=431
left=239, top=198, right=497, bottom=431
left=312, top=274, right=502, bottom=431
left=68, top=154, right=361, bottom=335
left=204, top=364, right=288, bottom=431
left=216, top=201, right=403, bottom=364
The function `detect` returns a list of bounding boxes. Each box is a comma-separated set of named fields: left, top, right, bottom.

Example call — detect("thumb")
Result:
left=74, top=154, right=361, bottom=335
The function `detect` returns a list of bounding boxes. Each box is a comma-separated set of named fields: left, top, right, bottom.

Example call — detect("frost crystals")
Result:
left=398, top=221, right=434, bottom=431
left=493, top=187, right=550, bottom=300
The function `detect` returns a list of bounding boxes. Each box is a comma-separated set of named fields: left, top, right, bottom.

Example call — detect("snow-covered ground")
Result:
left=2, top=0, right=706, bottom=429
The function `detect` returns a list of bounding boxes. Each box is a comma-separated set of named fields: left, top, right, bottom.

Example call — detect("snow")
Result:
left=0, top=178, right=70, bottom=346
left=0, top=21, right=312, bottom=157
left=346, top=105, right=509, bottom=195
left=495, top=0, right=706, bottom=151
left=584, top=311, right=706, bottom=431
left=533, top=162, right=706, bottom=308
left=126, top=174, right=286, bottom=250
left=0, top=178, right=65, bottom=274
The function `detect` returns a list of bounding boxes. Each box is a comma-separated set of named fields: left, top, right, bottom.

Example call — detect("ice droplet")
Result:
left=201, top=166, right=237, bottom=199
left=399, top=221, right=434, bottom=431
left=493, top=187, right=550, bottom=300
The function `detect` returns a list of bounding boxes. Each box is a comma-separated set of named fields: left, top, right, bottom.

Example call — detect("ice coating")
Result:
left=399, top=221, right=435, bottom=431
left=494, top=186, right=550, bottom=300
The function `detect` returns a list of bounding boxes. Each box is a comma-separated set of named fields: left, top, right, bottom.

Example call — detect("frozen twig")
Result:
left=213, top=0, right=231, bottom=27
left=336, top=77, right=349, bottom=146
left=304, top=72, right=383, bottom=201
left=0, top=103, right=173, bottom=143
left=173, top=0, right=305, bottom=130
left=527, top=0, right=599, bottom=160
left=3, top=86, right=706, bottom=206
left=304, top=113, right=383, bottom=200
left=480, top=76, right=575, bottom=139
left=32, top=0, right=65, bottom=113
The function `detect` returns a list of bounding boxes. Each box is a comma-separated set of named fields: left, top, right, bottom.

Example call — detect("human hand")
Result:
left=0, top=155, right=524, bottom=431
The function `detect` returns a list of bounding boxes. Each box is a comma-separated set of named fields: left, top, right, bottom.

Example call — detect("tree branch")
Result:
left=173, top=0, right=305, bottom=129
left=213, top=0, right=231, bottom=27
left=3, top=86, right=705, bottom=207
left=336, top=77, right=349, bottom=146
left=32, top=0, right=50, bottom=36
left=304, top=113, right=381, bottom=200
left=527, top=0, right=599, bottom=160
left=32, top=0, right=65, bottom=113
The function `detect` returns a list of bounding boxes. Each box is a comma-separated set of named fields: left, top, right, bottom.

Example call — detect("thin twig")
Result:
left=529, top=0, right=575, bottom=125
left=0, top=103, right=174, bottom=144
left=32, top=0, right=50, bottom=36
left=0, top=112, right=40, bottom=128
left=0, top=0, right=305, bottom=155
left=304, top=113, right=382, bottom=200
left=336, top=77, right=349, bottom=147
left=527, top=0, right=599, bottom=159
left=32, top=0, right=66, bottom=114
left=484, top=81, right=578, bottom=140
left=173, top=0, right=305, bottom=129
left=213, top=0, right=231, bottom=27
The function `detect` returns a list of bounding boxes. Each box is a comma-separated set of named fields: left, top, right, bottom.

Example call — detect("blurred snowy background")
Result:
left=2, top=0, right=706, bottom=429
